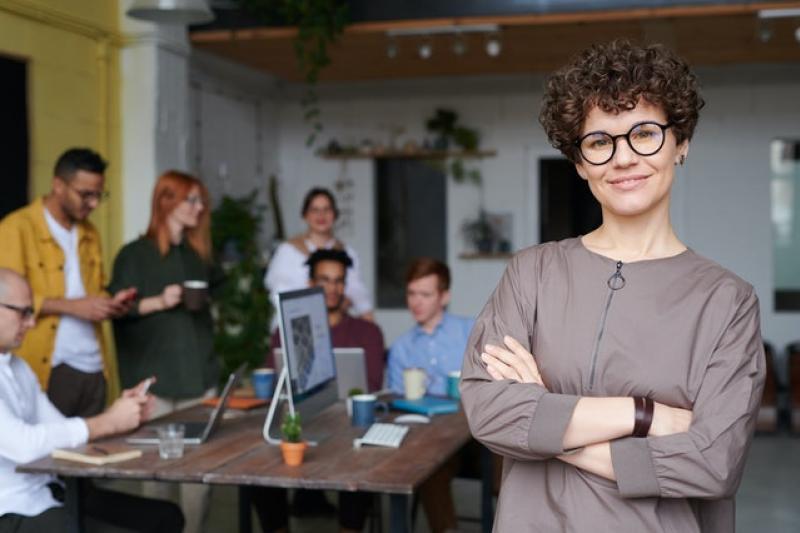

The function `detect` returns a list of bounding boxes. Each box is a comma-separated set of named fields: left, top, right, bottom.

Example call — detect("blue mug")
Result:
left=351, top=394, right=388, bottom=427
left=251, top=368, right=275, bottom=399
left=447, top=371, right=461, bottom=400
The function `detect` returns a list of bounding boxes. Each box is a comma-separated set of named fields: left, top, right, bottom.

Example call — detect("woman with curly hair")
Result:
left=461, top=40, right=764, bottom=532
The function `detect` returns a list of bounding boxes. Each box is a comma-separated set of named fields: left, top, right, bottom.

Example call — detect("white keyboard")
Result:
left=353, top=423, right=409, bottom=449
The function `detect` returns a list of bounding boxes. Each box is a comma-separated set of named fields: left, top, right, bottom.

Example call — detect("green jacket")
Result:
left=108, top=237, right=221, bottom=399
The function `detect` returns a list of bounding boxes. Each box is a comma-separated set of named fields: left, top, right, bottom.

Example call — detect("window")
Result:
left=771, top=139, right=800, bottom=311
left=375, top=159, right=447, bottom=308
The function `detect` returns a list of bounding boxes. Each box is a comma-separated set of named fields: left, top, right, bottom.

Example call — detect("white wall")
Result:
left=189, top=51, right=282, bottom=248
left=270, top=65, right=800, bottom=356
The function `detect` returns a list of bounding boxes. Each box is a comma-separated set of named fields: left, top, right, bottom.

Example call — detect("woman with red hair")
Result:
left=108, top=171, right=220, bottom=533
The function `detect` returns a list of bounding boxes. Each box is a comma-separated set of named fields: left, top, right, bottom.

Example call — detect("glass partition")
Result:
left=771, top=139, right=800, bottom=311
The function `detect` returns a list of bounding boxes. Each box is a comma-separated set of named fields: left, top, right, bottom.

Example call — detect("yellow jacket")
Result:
left=0, top=197, right=112, bottom=389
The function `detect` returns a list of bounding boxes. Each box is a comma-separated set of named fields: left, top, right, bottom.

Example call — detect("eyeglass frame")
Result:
left=0, top=302, right=34, bottom=320
left=66, top=183, right=110, bottom=203
left=183, top=195, right=204, bottom=206
left=574, top=121, right=673, bottom=166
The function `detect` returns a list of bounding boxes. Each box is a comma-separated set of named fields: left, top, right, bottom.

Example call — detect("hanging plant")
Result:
left=240, top=0, right=349, bottom=146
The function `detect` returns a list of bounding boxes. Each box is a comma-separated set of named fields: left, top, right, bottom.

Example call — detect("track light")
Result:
left=452, top=34, right=467, bottom=56
left=387, top=38, right=398, bottom=59
left=485, top=33, right=502, bottom=57
left=418, top=38, right=433, bottom=60
left=386, top=24, right=502, bottom=60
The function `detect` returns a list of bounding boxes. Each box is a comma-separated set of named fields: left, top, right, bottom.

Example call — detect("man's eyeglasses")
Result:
left=313, top=276, right=345, bottom=287
left=575, top=121, right=672, bottom=166
left=68, top=184, right=110, bottom=203
left=0, top=302, right=34, bottom=320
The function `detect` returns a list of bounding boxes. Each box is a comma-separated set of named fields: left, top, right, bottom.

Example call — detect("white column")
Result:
left=118, top=0, right=192, bottom=241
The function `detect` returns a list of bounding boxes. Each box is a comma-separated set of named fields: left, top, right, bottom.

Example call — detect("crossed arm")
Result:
left=480, top=335, right=693, bottom=481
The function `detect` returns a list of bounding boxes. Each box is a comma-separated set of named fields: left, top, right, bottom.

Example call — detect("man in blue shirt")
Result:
left=387, top=258, right=474, bottom=533
left=388, top=258, right=474, bottom=396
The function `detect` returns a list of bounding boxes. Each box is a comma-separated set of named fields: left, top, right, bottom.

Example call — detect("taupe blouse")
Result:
left=461, top=237, right=765, bottom=532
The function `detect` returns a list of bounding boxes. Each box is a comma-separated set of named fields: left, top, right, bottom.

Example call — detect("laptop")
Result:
left=273, top=347, right=367, bottom=401
left=333, top=348, right=368, bottom=399
left=127, top=363, right=246, bottom=445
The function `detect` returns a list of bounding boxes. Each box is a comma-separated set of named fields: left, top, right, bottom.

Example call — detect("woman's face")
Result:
left=170, top=185, right=204, bottom=230
left=574, top=100, right=688, bottom=219
left=304, top=194, right=336, bottom=235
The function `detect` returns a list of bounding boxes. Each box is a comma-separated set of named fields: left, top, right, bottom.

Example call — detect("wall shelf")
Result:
left=318, top=149, right=497, bottom=160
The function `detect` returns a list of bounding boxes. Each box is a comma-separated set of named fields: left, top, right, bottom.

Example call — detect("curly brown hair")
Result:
left=539, top=40, right=704, bottom=163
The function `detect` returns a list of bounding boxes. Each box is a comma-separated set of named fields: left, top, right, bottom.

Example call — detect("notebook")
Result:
left=390, top=396, right=459, bottom=416
left=52, top=445, right=142, bottom=465
left=201, top=397, right=268, bottom=410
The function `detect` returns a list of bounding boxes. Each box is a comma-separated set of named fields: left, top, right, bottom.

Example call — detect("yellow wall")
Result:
left=0, top=0, right=122, bottom=266
left=0, top=0, right=122, bottom=399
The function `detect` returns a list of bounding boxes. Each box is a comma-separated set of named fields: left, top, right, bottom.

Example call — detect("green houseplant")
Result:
left=210, top=192, right=272, bottom=383
left=424, top=108, right=483, bottom=185
left=280, top=412, right=307, bottom=465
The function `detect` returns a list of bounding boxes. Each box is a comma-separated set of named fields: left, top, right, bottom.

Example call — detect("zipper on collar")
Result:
left=587, top=261, right=626, bottom=390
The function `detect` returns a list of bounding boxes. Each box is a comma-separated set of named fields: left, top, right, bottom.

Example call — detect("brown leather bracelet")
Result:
left=632, top=396, right=654, bottom=438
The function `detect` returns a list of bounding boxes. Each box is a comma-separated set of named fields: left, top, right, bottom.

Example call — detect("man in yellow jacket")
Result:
left=0, top=148, right=136, bottom=417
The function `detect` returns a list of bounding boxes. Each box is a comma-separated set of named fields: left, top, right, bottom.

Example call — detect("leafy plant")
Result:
left=281, top=412, right=303, bottom=443
left=461, top=210, right=496, bottom=253
left=347, top=387, right=364, bottom=397
left=240, top=0, right=349, bottom=146
left=425, top=108, right=458, bottom=144
left=210, top=192, right=272, bottom=382
left=424, top=108, right=483, bottom=185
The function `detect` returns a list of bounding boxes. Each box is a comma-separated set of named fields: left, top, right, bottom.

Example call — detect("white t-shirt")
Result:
left=0, top=352, right=88, bottom=517
left=43, top=208, right=103, bottom=373
left=264, top=238, right=373, bottom=317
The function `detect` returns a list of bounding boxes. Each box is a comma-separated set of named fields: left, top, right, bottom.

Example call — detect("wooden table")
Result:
left=18, top=401, right=493, bottom=533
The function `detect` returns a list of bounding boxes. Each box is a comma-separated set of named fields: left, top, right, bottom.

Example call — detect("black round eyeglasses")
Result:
left=574, top=121, right=672, bottom=165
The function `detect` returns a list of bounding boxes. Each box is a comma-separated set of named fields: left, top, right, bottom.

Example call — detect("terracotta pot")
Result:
left=280, top=441, right=308, bottom=466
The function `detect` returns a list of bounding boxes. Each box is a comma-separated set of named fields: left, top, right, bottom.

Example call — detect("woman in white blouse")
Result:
left=265, top=187, right=374, bottom=320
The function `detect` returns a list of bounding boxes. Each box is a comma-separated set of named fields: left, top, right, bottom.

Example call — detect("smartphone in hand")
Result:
left=122, top=288, right=138, bottom=303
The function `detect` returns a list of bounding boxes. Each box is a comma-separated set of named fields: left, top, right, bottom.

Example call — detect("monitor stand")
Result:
left=262, top=366, right=297, bottom=446
left=262, top=367, right=334, bottom=447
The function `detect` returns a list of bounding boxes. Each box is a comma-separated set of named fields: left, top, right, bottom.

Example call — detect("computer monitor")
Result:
left=276, top=287, right=336, bottom=399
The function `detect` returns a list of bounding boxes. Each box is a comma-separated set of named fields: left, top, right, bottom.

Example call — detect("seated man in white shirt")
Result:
left=0, top=268, right=184, bottom=532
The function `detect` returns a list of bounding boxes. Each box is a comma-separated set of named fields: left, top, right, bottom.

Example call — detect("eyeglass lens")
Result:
left=579, top=122, right=667, bottom=165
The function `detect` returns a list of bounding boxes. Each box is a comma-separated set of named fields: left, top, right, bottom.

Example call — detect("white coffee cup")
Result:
left=403, top=368, right=427, bottom=400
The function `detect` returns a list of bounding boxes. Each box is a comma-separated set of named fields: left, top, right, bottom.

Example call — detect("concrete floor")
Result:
left=93, top=434, right=800, bottom=532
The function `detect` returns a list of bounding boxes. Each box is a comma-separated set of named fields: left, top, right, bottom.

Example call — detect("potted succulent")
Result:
left=280, top=412, right=307, bottom=466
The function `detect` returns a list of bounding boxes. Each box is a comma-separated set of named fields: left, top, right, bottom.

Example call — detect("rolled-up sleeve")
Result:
left=611, top=288, right=765, bottom=499
left=460, top=251, right=580, bottom=461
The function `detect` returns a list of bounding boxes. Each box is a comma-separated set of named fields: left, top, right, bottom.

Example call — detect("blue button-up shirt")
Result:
left=387, top=312, right=475, bottom=396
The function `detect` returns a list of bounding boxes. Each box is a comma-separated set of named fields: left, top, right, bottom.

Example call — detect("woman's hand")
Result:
left=650, top=402, right=693, bottom=436
left=481, top=335, right=544, bottom=386
left=160, top=284, right=182, bottom=310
